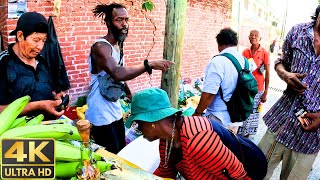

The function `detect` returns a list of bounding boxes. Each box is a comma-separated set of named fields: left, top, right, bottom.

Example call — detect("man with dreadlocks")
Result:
left=85, top=3, right=173, bottom=154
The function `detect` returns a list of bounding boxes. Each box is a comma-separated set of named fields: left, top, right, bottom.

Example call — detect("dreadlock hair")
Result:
left=92, top=3, right=126, bottom=27
left=311, top=5, right=320, bottom=26
left=92, top=3, right=126, bottom=66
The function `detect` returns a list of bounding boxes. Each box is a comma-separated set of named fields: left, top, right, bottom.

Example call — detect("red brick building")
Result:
left=0, top=0, right=232, bottom=102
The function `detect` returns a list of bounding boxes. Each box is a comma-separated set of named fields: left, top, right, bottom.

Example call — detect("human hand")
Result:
left=301, top=113, right=320, bottom=132
left=39, top=100, right=65, bottom=118
left=53, top=91, right=71, bottom=111
left=282, top=72, right=308, bottom=94
left=260, top=92, right=267, bottom=103
left=53, top=91, right=65, bottom=100
left=149, top=60, right=174, bottom=72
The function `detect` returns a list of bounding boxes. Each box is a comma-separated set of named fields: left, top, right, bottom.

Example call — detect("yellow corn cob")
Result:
left=25, top=114, right=44, bottom=126
left=0, top=96, right=31, bottom=136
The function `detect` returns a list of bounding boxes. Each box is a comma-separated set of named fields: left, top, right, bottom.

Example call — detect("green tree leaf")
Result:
left=142, top=0, right=155, bottom=12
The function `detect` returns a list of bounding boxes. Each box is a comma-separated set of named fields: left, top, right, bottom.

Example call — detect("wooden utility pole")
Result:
left=161, top=0, right=187, bottom=108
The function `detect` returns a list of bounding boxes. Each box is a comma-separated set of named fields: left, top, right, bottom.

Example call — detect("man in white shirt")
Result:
left=194, top=28, right=245, bottom=128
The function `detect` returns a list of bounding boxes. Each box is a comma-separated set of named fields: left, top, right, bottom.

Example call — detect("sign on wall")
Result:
left=8, top=0, right=27, bottom=19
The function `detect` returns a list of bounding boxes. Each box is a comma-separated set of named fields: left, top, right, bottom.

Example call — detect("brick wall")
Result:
left=0, top=0, right=7, bottom=47
left=1, top=0, right=232, bottom=102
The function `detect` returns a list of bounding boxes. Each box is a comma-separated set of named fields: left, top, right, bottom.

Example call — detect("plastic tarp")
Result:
left=41, top=16, right=70, bottom=92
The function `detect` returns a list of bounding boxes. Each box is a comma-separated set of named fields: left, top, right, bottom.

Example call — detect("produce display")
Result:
left=0, top=96, right=169, bottom=180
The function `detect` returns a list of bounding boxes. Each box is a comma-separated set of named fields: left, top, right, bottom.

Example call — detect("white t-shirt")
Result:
left=203, top=47, right=245, bottom=125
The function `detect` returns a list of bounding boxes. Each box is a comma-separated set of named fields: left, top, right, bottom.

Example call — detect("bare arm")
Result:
left=92, top=42, right=172, bottom=82
left=274, top=25, right=308, bottom=94
left=276, top=63, right=307, bottom=94
left=0, top=100, right=64, bottom=118
left=193, top=92, right=215, bottom=116
left=261, top=52, right=270, bottom=103
left=264, top=64, right=270, bottom=91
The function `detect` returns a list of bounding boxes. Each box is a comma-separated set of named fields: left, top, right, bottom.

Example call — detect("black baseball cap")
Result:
left=9, top=12, right=48, bottom=36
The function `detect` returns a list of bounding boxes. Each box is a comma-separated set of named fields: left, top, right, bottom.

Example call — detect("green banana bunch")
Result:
left=48, top=124, right=81, bottom=140
left=0, top=124, right=74, bottom=139
left=0, top=95, right=31, bottom=136
left=8, top=116, right=28, bottom=129
left=25, top=114, right=44, bottom=126
left=55, top=141, right=101, bottom=162
left=55, top=140, right=81, bottom=162
left=97, top=160, right=115, bottom=173
left=55, top=161, right=79, bottom=178
left=55, top=161, right=114, bottom=178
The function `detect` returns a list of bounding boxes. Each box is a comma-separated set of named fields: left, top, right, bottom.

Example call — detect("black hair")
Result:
left=93, top=3, right=127, bottom=65
left=92, top=3, right=126, bottom=27
left=311, top=5, right=320, bottom=26
left=15, top=22, right=48, bottom=42
left=216, top=28, right=238, bottom=46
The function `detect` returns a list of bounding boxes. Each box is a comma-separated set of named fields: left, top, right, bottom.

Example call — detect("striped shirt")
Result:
left=263, top=22, right=320, bottom=154
left=154, top=116, right=249, bottom=180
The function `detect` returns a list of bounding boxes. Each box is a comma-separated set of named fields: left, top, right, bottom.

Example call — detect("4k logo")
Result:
left=1, top=139, right=55, bottom=179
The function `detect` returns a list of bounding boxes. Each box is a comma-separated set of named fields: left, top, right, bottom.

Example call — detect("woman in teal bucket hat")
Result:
left=126, top=88, right=249, bottom=180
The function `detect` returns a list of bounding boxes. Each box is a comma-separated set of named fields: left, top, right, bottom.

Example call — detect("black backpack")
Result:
left=211, top=120, right=267, bottom=180
left=219, top=53, right=258, bottom=122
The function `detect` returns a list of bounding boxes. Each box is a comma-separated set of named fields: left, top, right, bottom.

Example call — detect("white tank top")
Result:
left=85, top=39, right=124, bottom=126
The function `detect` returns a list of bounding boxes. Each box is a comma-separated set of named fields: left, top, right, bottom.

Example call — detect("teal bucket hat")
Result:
left=125, top=88, right=179, bottom=128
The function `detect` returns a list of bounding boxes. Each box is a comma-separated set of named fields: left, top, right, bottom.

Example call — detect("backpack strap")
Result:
left=217, top=53, right=248, bottom=103
left=220, top=53, right=249, bottom=71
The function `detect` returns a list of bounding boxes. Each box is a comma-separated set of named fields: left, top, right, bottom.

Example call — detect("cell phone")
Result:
left=294, top=107, right=312, bottom=127
left=56, top=94, right=70, bottom=112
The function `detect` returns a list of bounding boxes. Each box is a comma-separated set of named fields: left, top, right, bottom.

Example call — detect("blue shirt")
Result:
left=203, top=47, right=246, bottom=125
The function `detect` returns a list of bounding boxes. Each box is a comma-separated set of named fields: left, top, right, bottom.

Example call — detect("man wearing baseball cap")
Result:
left=0, top=12, right=67, bottom=119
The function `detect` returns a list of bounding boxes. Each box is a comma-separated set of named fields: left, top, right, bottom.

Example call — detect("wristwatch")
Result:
left=194, top=110, right=205, bottom=115
left=144, top=59, right=152, bottom=75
